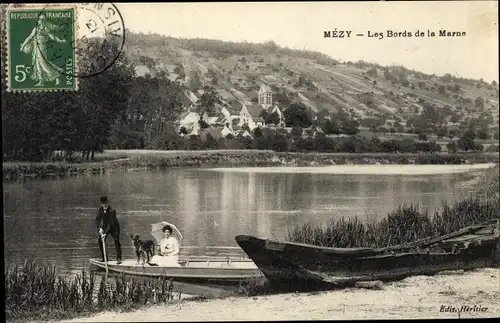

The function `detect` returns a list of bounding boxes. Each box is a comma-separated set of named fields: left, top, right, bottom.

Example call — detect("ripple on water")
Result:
left=203, top=164, right=496, bottom=175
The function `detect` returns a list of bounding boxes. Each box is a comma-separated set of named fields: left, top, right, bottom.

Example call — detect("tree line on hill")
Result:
left=126, top=31, right=339, bottom=67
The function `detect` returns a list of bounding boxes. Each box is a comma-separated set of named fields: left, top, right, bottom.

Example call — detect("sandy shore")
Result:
left=56, top=268, right=500, bottom=322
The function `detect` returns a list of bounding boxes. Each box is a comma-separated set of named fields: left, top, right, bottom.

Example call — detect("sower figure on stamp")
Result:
left=96, top=196, right=122, bottom=264
left=20, top=14, right=66, bottom=87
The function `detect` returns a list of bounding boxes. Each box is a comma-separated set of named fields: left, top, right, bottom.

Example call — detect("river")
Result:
left=3, top=164, right=491, bottom=279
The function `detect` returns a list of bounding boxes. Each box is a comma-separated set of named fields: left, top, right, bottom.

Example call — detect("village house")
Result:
left=178, top=108, right=201, bottom=132
left=237, top=129, right=253, bottom=139
left=239, top=104, right=266, bottom=130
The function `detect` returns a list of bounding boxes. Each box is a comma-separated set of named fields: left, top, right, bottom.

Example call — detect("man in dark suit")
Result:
left=95, top=196, right=122, bottom=264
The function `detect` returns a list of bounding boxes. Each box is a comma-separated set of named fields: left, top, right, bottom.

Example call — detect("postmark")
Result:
left=4, top=3, right=125, bottom=92
left=40, top=3, right=126, bottom=79
left=6, top=5, right=77, bottom=91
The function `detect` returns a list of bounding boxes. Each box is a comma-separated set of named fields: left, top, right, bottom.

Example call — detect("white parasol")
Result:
left=150, top=221, right=183, bottom=244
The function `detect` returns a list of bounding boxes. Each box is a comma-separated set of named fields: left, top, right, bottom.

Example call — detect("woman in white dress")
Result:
left=150, top=225, right=181, bottom=267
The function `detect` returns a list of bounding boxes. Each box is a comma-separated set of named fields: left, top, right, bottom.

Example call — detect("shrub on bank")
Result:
left=286, top=197, right=498, bottom=248
left=287, top=165, right=499, bottom=248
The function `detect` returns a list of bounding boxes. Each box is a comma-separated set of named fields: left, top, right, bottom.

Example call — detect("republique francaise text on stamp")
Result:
left=6, top=5, right=77, bottom=91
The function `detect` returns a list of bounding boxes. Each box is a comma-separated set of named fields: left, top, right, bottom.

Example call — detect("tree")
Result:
left=174, top=65, right=183, bottom=74
left=450, top=114, right=460, bottom=123
left=291, top=126, right=303, bottom=138
left=399, top=138, right=416, bottom=153
left=477, top=128, right=490, bottom=140
left=342, top=119, right=360, bottom=135
left=438, top=85, right=446, bottom=95
left=200, top=89, right=220, bottom=114
left=187, top=71, right=202, bottom=91
left=366, top=67, right=377, bottom=77
left=254, top=127, right=263, bottom=137
left=284, top=102, right=312, bottom=128
left=436, top=127, right=448, bottom=138
left=474, top=96, right=484, bottom=109
left=270, top=133, right=289, bottom=152
left=202, top=133, right=219, bottom=149
left=458, top=134, right=475, bottom=152
left=463, top=128, right=476, bottom=140
left=418, top=133, right=428, bottom=141
left=266, top=111, right=281, bottom=125
left=442, top=73, right=452, bottom=83
left=186, top=135, right=203, bottom=150
left=198, top=118, right=209, bottom=129
left=323, top=119, right=342, bottom=135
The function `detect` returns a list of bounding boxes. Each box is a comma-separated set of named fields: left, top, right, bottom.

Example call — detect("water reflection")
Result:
left=4, top=167, right=478, bottom=277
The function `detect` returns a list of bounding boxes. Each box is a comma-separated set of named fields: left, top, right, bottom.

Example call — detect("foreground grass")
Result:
left=4, top=260, right=268, bottom=323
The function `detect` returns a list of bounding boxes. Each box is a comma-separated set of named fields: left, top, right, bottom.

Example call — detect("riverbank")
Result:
left=3, top=149, right=499, bottom=181
left=6, top=165, right=499, bottom=322
left=51, top=268, right=500, bottom=321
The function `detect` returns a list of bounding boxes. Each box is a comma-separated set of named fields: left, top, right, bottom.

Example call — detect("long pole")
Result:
left=102, top=235, right=109, bottom=275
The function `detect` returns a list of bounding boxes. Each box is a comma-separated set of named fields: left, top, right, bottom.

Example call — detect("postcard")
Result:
left=2, top=1, right=499, bottom=322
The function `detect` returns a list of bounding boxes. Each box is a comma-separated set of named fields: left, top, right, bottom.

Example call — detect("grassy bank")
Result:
left=286, top=164, right=500, bottom=248
left=3, top=149, right=498, bottom=182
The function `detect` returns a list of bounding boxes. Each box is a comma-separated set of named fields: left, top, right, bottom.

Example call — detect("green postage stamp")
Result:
left=6, top=6, right=78, bottom=91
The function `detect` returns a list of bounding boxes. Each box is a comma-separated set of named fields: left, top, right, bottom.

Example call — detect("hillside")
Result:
left=122, top=31, right=499, bottom=141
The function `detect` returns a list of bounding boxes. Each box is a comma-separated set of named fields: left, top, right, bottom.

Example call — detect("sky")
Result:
left=117, top=1, right=498, bottom=82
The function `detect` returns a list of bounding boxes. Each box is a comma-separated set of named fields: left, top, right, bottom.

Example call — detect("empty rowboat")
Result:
left=89, top=256, right=264, bottom=284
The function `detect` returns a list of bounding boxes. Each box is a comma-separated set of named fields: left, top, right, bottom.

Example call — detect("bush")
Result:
left=286, top=197, right=498, bottom=248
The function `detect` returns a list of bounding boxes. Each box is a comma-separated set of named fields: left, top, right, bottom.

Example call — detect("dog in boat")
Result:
left=130, top=234, right=156, bottom=265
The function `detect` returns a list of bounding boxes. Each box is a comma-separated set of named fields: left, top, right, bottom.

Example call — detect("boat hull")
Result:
left=235, top=220, right=500, bottom=291
left=89, top=257, right=264, bottom=284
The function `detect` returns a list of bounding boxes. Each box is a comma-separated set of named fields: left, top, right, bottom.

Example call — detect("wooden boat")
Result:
left=89, top=254, right=264, bottom=284
left=235, top=219, right=500, bottom=291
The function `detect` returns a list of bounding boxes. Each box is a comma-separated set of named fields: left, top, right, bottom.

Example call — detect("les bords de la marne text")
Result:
left=324, top=29, right=466, bottom=40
